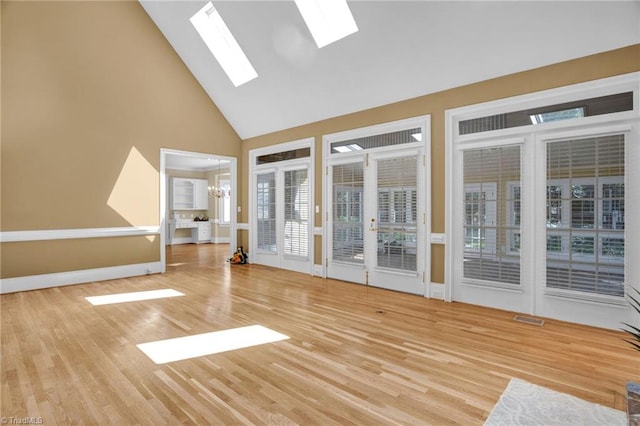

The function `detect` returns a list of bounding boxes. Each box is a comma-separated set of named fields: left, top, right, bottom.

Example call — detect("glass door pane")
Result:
left=332, top=163, right=364, bottom=264
left=365, top=151, right=425, bottom=295
left=376, top=156, right=417, bottom=272
left=256, top=172, right=276, bottom=253
left=284, top=169, right=309, bottom=258
left=546, top=134, right=625, bottom=297
left=462, top=146, right=521, bottom=286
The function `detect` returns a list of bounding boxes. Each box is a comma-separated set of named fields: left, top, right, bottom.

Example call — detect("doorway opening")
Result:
left=160, top=149, right=237, bottom=272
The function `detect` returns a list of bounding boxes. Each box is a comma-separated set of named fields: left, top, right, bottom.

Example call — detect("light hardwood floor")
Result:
left=2, top=243, right=638, bottom=425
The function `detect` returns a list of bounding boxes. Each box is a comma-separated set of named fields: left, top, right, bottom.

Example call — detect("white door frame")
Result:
left=160, top=148, right=238, bottom=272
left=322, top=115, right=431, bottom=296
left=248, top=138, right=315, bottom=275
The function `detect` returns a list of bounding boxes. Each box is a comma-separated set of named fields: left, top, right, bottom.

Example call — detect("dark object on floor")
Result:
left=230, top=246, right=248, bottom=264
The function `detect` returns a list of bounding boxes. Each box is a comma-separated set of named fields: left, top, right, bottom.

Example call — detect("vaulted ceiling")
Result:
left=140, top=1, right=640, bottom=140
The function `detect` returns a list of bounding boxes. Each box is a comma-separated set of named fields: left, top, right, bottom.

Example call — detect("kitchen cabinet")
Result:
left=193, top=179, right=209, bottom=210
left=168, top=221, right=211, bottom=244
left=193, top=221, right=211, bottom=243
left=171, top=178, right=208, bottom=210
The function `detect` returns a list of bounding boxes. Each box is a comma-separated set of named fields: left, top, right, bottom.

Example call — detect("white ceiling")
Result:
left=140, top=1, right=640, bottom=140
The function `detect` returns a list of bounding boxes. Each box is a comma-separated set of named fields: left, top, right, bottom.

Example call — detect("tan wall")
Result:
left=1, top=1, right=241, bottom=279
left=240, top=44, right=640, bottom=281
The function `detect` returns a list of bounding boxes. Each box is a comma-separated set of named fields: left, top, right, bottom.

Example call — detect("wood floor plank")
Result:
left=2, top=243, right=639, bottom=425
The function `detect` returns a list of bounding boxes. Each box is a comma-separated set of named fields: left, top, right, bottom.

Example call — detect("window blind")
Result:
left=332, top=163, right=364, bottom=264
left=546, top=134, right=625, bottom=297
left=376, top=156, right=418, bottom=272
left=284, top=169, right=309, bottom=258
left=257, top=172, right=276, bottom=253
left=463, top=146, right=521, bottom=285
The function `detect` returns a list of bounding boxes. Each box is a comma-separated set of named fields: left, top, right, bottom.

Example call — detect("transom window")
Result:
left=458, top=92, right=633, bottom=135
left=330, top=128, right=421, bottom=154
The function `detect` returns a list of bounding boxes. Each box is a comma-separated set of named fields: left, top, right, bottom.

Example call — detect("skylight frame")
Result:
left=190, top=2, right=258, bottom=87
left=294, top=0, right=358, bottom=48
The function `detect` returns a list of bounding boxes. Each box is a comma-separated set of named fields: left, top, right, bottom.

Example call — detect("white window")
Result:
left=218, top=179, right=231, bottom=225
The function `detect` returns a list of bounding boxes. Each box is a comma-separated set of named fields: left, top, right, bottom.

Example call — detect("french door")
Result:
left=448, top=73, right=639, bottom=329
left=451, top=140, right=531, bottom=314
left=452, top=129, right=637, bottom=328
left=327, top=147, right=427, bottom=295
left=251, top=156, right=312, bottom=275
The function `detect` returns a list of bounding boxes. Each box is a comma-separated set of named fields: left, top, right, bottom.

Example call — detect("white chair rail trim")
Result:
left=1, top=226, right=160, bottom=243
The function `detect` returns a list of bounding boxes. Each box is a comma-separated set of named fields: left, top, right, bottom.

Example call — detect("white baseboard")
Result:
left=168, top=237, right=193, bottom=245
left=430, top=283, right=445, bottom=300
left=0, top=262, right=162, bottom=294
left=211, top=237, right=231, bottom=243
left=313, top=264, right=324, bottom=277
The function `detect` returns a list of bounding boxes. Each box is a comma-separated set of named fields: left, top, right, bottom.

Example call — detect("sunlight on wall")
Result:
left=108, top=147, right=159, bottom=239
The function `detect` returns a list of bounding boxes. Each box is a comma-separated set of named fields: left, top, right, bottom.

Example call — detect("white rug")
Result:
left=484, top=378, right=626, bottom=426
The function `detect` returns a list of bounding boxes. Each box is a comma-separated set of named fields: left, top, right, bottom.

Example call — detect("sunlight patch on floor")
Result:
left=137, top=325, right=290, bottom=364
left=85, top=289, right=184, bottom=306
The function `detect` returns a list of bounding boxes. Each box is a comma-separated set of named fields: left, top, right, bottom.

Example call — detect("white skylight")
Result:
left=294, top=0, right=358, bottom=48
left=190, top=2, right=258, bottom=87
left=137, top=325, right=289, bottom=364
left=85, top=289, right=184, bottom=306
